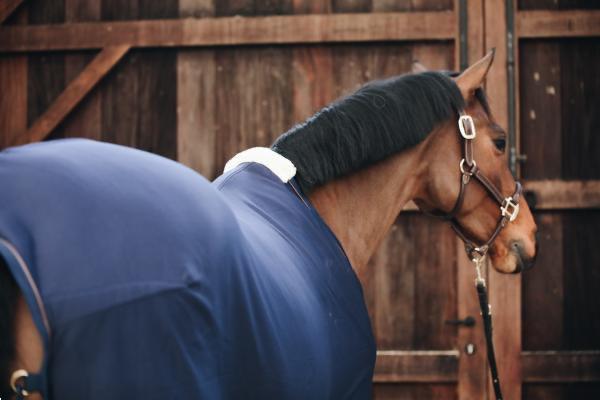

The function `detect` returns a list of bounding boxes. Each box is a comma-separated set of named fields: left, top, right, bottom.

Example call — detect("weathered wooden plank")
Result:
left=370, top=351, right=600, bottom=383
left=291, top=1, right=333, bottom=124
left=374, top=384, right=457, bottom=400
left=0, top=12, right=456, bottom=52
left=177, top=1, right=217, bottom=177
left=374, top=350, right=459, bottom=382
left=100, top=0, right=139, bottom=149
left=412, top=217, right=457, bottom=350
left=373, top=0, right=453, bottom=12
left=16, top=45, right=129, bottom=147
left=560, top=39, right=600, bottom=180
left=133, top=0, right=178, bottom=159
left=519, top=41, right=562, bottom=179
left=213, top=0, right=294, bottom=171
left=517, top=10, right=600, bottom=38
left=456, top=5, right=487, bottom=398
left=292, top=0, right=331, bottom=13
left=523, top=351, right=600, bottom=383
left=485, top=2, right=522, bottom=398
left=524, top=180, right=600, bottom=210
left=457, top=236, right=488, bottom=399
left=522, top=213, right=564, bottom=351
left=333, top=0, right=372, bottom=13
left=59, top=0, right=102, bottom=140
left=402, top=180, right=600, bottom=213
left=0, top=55, right=27, bottom=148
left=25, top=0, right=65, bottom=139
left=563, top=211, right=600, bottom=350
left=0, top=0, right=24, bottom=24
left=369, top=217, right=417, bottom=349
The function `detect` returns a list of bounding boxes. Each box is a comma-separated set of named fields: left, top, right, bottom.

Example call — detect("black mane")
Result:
left=271, top=71, right=468, bottom=193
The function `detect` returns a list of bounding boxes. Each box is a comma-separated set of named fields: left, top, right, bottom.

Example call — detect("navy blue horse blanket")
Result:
left=0, top=139, right=376, bottom=399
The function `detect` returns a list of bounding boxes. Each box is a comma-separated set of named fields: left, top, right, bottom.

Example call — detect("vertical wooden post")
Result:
left=0, top=6, right=26, bottom=148
left=456, top=1, right=489, bottom=399
left=176, top=0, right=217, bottom=178
left=485, top=1, right=522, bottom=399
left=62, top=0, right=102, bottom=140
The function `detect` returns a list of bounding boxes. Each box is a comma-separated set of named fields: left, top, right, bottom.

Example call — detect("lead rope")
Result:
left=472, top=255, right=503, bottom=400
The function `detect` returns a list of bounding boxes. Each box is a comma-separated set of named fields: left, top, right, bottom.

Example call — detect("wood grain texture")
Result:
left=457, top=239, right=488, bottom=399
left=374, top=383, right=457, bottom=400
left=374, top=350, right=459, bottom=382
left=517, top=10, right=600, bottom=38
left=519, top=0, right=600, bottom=9
left=563, top=211, right=600, bottom=350
left=560, top=39, right=600, bottom=180
left=523, top=180, right=600, bottom=210
left=519, top=41, right=561, bottom=179
left=367, top=214, right=458, bottom=350
left=99, top=0, right=178, bottom=159
left=213, top=1, right=294, bottom=174
left=177, top=1, right=217, bottom=178
left=0, top=0, right=24, bottom=24
left=333, top=0, right=372, bottom=13
left=522, top=213, right=564, bottom=351
left=0, top=12, right=457, bottom=52
left=485, top=2, right=522, bottom=399
left=523, top=351, right=600, bottom=383
left=455, top=6, right=488, bottom=396
left=0, top=55, right=27, bottom=148
left=58, top=0, right=102, bottom=141
left=17, top=45, right=130, bottom=147
left=524, top=383, right=600, bottom=400
left=373, top=0, right=453, bottom=12
left=25, top=0, right=65, bottom=142
left=291, top=0, right=333, bottom=130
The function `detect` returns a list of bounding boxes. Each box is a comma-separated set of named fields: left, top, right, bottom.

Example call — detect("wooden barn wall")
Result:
left=519, top=0, right=600, bottom=399
left=5, top=1, right=459, bottom=399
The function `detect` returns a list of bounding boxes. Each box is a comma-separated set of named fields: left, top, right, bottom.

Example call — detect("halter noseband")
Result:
left=431, top=110, right=522, bottom=263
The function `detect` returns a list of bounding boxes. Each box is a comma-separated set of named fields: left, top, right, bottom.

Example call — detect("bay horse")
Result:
left=0, top=51, right=536, bottom=399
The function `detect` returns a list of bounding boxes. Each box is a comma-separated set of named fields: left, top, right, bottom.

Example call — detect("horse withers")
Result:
left=0, top=51, right=536, bottom=399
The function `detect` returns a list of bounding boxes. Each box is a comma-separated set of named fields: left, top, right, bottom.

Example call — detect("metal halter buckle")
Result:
left=458, top=115, right=476, bottom=139
left=501, top=197, right=520, bottom=222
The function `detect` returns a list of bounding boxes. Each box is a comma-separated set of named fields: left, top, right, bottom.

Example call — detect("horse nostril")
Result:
left=511, top=241, right=536, bottom=271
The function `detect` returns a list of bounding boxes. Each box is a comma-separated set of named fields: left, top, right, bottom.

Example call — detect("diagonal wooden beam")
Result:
left=0, top=0, right=25, bottom=24
left=17, top=45, right=130, bottom=147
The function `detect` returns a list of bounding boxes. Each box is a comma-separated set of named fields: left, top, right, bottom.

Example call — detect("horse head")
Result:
left=413, top=51, right=538, bottom=274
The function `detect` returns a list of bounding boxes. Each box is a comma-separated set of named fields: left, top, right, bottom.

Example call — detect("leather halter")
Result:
left=430, top=110, right=522, bottom=263
left=428, top=110, right=523, bottom=400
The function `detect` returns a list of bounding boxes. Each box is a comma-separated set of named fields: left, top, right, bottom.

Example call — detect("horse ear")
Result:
left=411, top=60, right=428, bottom=74
left=454, top=49, right=495, bottom=100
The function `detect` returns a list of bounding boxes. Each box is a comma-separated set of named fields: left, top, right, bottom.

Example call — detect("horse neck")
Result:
left=307, top=144, right=425, bottom=273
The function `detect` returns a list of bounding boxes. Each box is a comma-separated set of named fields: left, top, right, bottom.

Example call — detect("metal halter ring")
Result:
left=11, top=369, right=30, bottom=397
left=458, top=115, right=476, bottom=139
left=459, top=159, right=477, bottom=175
left=501, top=197, right=520, bottom=222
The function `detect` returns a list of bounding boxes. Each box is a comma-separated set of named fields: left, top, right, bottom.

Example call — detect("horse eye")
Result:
left=493, top=138, right=506, bottom=152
